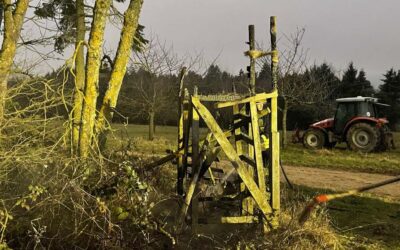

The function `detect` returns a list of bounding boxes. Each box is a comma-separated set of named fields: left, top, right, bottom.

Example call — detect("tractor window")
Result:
left=375, top=104, right=389, bottom=118
left=358, top=102, right=375, bottom=117
left=369, top=103, right=376, bottom=117
left=336, top=103, right=357, bottom=117
left=334, top=102, right=357, bottom=133
left=335, top=103, right=346, bottom=121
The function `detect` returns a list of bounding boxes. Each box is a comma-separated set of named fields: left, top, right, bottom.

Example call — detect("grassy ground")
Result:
left=110, top=124, right=400, bottom=175
left=108, top=124, right=400, bottom=248
left=283, top=131, right=400, bottom=175
left=107, top=124, right=209, bottom=156
left=107, top=124, right=178, bottom=155
left=296, top=185, right=400, bottom=249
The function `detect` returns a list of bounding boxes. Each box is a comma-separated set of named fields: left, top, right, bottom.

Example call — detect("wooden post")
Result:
left=269, top=16, right=280, bottom=228
left=182, top=89, right=191, bottom=190
left=191, top=99, right=200, bottom=233
left=246, top=103, right=255, bottom=215
left=247, top=25, right=257, bottom=216
left=177, top=68, right=187, bottom=195
left=178, top=127, right=208, bottom=229
left=177, top=114, right=184, bottom=195
left=248, top=25, right=256, bottom=95
left=250, top=101, right=266, bottom=193
left=270, top=17, right=278, bottom=91
left=234, top=104, right=250, bottom=215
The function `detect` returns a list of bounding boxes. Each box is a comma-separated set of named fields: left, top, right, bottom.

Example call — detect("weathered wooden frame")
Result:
left=176, top=16, right=280, bottom=232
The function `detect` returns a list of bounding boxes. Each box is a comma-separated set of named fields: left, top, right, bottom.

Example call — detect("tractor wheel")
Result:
left=303, top=129, right=326, bottom=149
left=346, top=123, right=380, bottom=153
left=376, top=125, right=394, bottom=151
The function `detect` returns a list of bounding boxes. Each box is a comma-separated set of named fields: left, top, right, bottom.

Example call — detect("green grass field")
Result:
left=109, top=124, right=400, bottom=175
left=282, top=132, right=400, bottom=175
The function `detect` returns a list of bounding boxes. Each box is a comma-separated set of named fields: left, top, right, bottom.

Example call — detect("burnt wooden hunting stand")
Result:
left=176, top=16, right=280, bottom=233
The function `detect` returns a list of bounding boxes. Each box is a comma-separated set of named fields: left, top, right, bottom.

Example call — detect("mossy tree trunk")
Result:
left=0, top=0, right=29, bottom=119
left=72, top=0, right=86, bottom=154
left=79, top=0, right=112, bottom=157
left=95, top=0, right=143, bottom=149
left=0, top=2, right=3, bottom=31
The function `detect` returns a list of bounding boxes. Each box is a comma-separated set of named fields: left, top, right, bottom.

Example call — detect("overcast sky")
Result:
left=128, top=0, right=400, bottom=87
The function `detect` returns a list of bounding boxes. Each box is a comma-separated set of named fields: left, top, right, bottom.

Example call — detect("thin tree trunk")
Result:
left=79, top=0, right=112, bottom=157
left=149, top=110, right=155, bottom=141
left=0, top=0, right=29, bottom=119
left=95, top=0, right=143, bottom=150
left=282, top=98, right=288, bottom=148
left=72, top=0, right=86, bottom=154
left=0, top=2, right=3, bottom=31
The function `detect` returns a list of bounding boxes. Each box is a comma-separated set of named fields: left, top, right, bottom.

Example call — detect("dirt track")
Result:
left=282, top=165, right=400, bottom=199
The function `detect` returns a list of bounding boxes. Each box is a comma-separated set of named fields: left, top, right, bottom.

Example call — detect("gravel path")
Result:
left=283, top=165, right=400, bottom=199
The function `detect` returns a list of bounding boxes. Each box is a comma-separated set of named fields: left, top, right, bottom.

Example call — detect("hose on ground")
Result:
left=298, top=174, right=400, bottom=225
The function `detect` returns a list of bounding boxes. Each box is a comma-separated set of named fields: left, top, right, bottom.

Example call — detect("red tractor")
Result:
left=297, top=96, right=395, bottom=153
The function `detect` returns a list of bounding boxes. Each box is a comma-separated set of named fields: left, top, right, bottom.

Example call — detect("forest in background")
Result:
left=45, top=57, right=400, bottom=135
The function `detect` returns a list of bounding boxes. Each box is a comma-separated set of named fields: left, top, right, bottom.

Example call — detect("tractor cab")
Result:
left=301, top=96, right=394, bottom=153
left=333, top=96, right=388, bottom=134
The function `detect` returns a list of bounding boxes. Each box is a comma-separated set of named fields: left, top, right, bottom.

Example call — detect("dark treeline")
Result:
left=44, top=61, right=400, bottom=132
left=115, top=61, right=400, bottom=131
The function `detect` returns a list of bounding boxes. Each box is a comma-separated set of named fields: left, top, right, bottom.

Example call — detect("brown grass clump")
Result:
left=217, top=202, right=343, bottom=249
left=175, top=203, right=343, bottom=249
left=263, top=209, right=341, bottom=249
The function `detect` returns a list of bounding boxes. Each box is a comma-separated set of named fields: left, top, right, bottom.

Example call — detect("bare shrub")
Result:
left=0, top=71, right=172, bottom=248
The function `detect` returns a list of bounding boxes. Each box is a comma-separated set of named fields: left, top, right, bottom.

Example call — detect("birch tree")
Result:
left=72, top=0, right=86, bottom=153
left=0, top=0, right=29, bottom=119
left=33, top=0, right=145, bottom=155
left=78, top=0, right=112, bottom=157
left=95, top=0, right=143, bottom=147
left=76, top=0, right=144, bottom=157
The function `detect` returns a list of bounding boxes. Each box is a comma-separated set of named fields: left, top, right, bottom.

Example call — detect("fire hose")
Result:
left=299, top=175, right=400, bottom=225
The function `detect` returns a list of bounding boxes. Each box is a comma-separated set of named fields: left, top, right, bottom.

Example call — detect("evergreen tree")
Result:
left=232, top=69, right=248, bottom=94
left=340, top=62, right=358, bottom=97
left=184, top=70, right=203, bottom=93
left=257, top=62, right=272, bottom=92
left=34, top=0, right=76, bottom=52
left=378, top=68, right=400, bottom=129
left=339, top=63, right=374, bottom=97
left=356, top=69, right=374, bottom=97
left=203, top=64, right=222, bottom=93
left=34, top=0, right=147, bottom=53
left=306, top=63, right=340, bottom=100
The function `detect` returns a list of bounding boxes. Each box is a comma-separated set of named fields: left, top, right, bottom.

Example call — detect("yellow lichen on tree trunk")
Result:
left=95, top=0, right=144, bottom=143
left=79, top=0, right=112, bottom=157
left=0, top=0, right=29, bottom=119
left=72, top=0, right=86, bottom=154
